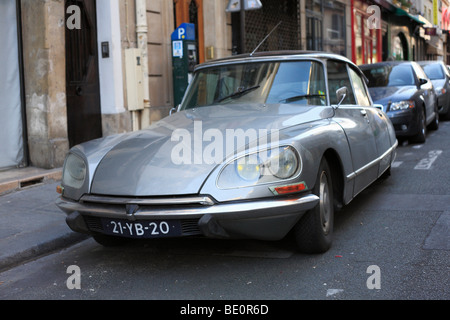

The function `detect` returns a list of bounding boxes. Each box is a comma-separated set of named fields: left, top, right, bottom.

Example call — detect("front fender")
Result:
left=200, top=120, right=354, bottom=204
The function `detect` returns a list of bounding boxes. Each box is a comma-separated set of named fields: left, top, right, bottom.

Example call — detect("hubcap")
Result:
left=319, top=171, right=331, bottom=234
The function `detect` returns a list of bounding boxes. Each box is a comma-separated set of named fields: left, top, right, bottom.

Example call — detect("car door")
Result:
left=327, top=60, right=379, bottom=196
left=412, top=62, right=435, bottom=124
left=348, top=66, right=393, bottom=176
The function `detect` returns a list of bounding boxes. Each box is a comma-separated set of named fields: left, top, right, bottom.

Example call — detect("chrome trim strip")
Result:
left=346, top=140, right=398, bottom=181
left=57, top=194, right=319, bottom=219
left=80, top=195, right=215, bottom=206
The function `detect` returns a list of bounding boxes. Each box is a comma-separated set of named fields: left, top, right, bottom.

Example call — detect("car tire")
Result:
left=428, top=106, right=439, bottom=131
left=379, top=166, right=391, bottom=180
left=410, top=107, right=426, bottom=144
left=294, top=158, right=334, bottom=254
left=446, top=104, right=450, bottom=120
left=93, top=234, right=130, bottom=247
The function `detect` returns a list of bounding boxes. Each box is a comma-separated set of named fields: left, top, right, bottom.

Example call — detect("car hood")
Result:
left=368, top=85, right=417, bottom=110
left=88, top=103, right=331, bottom=196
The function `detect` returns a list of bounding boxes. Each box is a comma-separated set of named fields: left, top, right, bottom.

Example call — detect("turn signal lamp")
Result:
left=56, top=185, right=64, bottom=194
left=269, top=182, right=307, bottom=195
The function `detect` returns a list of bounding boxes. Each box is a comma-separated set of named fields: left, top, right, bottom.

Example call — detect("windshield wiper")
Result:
left=280, top=94, right=325, bottom=104
left=215, top=85, right=260, bottom=103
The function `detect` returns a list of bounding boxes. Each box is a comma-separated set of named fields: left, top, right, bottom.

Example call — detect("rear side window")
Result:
left=327, top=60, right=356, bottom=105
left=349, top=67, right=371, bottom=107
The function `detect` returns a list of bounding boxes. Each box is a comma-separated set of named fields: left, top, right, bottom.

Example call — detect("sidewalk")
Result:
left=0, top=167, right=88, bottom=272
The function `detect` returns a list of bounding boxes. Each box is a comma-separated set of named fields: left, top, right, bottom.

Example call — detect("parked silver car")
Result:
left=56, top=51, right=397, bottom=253
left=418, top=60, right=450, bottom=119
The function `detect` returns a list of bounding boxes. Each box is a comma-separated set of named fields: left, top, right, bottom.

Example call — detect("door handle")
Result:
left=76, top=86, right=83, bottom=96
left=360, top=109, right=367, bottom=116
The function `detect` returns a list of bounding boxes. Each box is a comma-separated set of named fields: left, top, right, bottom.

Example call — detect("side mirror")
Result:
left=419, top=78, right=428, bottom=86
left=335, top=86, right=348, bottom=108
left=373, top=104, right=383, bottom=110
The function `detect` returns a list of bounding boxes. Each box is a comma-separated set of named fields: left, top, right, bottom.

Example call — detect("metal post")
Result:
left=240, top=0, right=246, bottom=53
left=136, top=0, right=151, bottom=129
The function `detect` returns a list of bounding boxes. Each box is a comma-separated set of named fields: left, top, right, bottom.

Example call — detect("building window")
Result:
left=323, top=1, right=346, bottom=56
left=355, top=13, right=363, bottom=64
left=353, top=1, right=380, bottom=65
left=306, top=0, right=345, bottom=56
left=307, top=16, right=323, bottom=51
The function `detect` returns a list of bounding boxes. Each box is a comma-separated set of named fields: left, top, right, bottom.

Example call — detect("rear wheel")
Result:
left=428, top=105, right=439, bottom=131
left=294, top=159, right=334, bottom=253
left=446, top=104, right=450, bottom=120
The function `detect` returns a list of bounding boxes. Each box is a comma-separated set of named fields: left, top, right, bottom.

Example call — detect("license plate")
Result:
left=101, top=218, right=182, bottom=238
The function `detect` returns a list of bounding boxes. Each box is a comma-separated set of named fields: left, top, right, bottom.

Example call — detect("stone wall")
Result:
left=21, top=0, right=69, bottom=169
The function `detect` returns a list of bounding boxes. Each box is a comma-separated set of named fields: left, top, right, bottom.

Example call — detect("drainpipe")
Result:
left=136, top=0, right=151, bottom=128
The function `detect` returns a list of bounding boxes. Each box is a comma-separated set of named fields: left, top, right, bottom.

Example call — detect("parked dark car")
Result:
left=360, top=61, right=439, bottom=143
left=418, top=60, right=450, bottom=119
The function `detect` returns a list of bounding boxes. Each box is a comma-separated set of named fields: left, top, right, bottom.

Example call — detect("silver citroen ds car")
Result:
left=56, top=51, right=397, bottom=253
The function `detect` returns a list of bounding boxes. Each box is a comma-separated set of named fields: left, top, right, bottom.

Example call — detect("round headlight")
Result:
left=235, top=154, right=262, bottom=182
left=268, top=147, right=299, bottom=179
left=62, top=153, right=87, bottom=189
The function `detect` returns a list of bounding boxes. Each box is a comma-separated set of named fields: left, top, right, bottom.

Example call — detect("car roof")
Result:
left=195, top=50, right=356, bottom=71
left=359, top=61, right=414, bottom=69
left=417, top=60, right=443, bottom=65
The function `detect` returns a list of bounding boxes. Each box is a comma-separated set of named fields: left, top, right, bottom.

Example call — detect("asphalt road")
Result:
left=0, top=121, right=449, bottom=304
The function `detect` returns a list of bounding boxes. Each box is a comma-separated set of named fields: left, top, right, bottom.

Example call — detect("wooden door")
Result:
left=65, top=0, right=102, bottom=147
left=174, top=0, right=205, bottom=63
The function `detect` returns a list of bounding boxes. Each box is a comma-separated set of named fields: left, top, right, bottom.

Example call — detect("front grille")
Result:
left=180, top=219, right=202, bottom=235
left=84, top=216, right=103, bottom=232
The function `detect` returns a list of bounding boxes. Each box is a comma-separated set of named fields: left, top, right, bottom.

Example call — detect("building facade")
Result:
left=0, top=0, right=447, bottom=171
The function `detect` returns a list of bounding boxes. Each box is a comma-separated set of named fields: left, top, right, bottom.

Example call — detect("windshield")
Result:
left=362, top=64, right=415, bottom=87
left=180, top=60, right=326, bottom=110
left=421, top=63, right=444, bottom=80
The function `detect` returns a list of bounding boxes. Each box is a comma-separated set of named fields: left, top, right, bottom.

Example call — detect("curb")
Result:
left=0, top=233, right=89, bottom=273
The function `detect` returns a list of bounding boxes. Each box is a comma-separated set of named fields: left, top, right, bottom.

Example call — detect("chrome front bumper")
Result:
left=56, top=193, right=319, bottom=241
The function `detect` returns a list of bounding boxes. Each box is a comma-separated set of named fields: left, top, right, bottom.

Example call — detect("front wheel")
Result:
left=410, top=107, right=426, bottom=144
left=294, top=159, right=334, bottom=253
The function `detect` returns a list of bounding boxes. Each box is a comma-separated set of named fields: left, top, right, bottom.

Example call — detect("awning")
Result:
left=371, top=0, right=426, bottom=25
left=394, top=7, right=425, bottom=25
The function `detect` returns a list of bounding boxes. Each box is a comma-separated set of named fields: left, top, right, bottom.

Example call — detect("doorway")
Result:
left=65, top=0, right=102, bottom=147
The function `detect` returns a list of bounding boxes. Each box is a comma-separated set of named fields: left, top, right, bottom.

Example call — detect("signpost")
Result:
left=171, top=23, right=197, bottom=106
